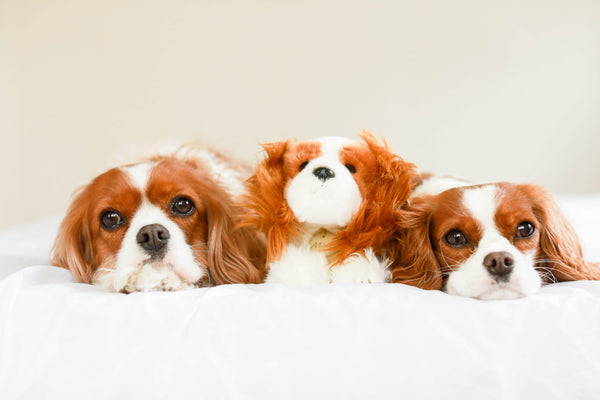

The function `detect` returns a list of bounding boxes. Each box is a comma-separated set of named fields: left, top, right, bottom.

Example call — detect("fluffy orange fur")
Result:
left=389, top=194, right=445, bottom=289
left=519, top=184, right=600, bottom=281
left=242, top=131, right=416, bottom=266
left=241, top=140, right=305, bottom=261
left=326, top=132, right=416, bottom=265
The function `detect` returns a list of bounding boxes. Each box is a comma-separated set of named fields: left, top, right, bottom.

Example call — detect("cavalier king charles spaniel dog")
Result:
left=52, top=145, right=266, bottom=293
left=243, top=131, right=415, bottom=286
left=391, top=177, right=600, bottom=299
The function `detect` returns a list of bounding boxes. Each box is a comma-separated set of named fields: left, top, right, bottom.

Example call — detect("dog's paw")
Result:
left=329, top=249, right=390, bottom=283
left=122, top=265, right=193, bottom=293
left=265, top=245, right=331, bottom=286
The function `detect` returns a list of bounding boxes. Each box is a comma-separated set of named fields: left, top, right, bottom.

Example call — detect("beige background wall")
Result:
left=1, top=0, right=600, bottom=229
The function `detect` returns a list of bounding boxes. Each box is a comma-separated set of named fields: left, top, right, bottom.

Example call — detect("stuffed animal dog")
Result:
left=243, top=131, right=415, bottom=286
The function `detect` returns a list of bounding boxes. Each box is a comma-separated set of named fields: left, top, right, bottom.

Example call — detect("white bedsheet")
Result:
left=1, top=195, right=599, bottom=399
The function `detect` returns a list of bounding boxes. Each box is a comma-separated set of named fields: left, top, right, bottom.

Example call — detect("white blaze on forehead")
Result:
left=411, top=176, right=472, bottom=198
left=461, top=185, right=499, bottom=231
left=315, top=136, right=356, bottom=157
left=461, top=185, right=513, bottom=256
left=122, top=162, right=155, bottom=192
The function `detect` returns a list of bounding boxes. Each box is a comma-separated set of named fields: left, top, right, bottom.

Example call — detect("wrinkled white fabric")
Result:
left=1, top=268, right=599, bottom=399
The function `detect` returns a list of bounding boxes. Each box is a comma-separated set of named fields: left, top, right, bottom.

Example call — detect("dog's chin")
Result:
left=446, top=279, right=528, bottom=300
left=475, top=285, right=525, bottom=300
left=145, top=253, right=206, bottom=284
left=474, top=270, right=542, bottom=300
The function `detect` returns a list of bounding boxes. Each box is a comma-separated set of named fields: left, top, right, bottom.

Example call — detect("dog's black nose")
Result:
left=313, top=167, right=335, bottom=182
left=483, top=251, right=514, bottom=277
left=136, top=224, right=170, bottom=252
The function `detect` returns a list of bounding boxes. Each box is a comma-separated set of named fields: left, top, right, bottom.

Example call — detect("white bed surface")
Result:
left=1, top=195, right=599, bottom=399
left=2, top=266, right=600, bottom=399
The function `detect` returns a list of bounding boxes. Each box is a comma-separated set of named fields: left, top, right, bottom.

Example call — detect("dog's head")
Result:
left=52, top=149, right=266, bottom=292
left=391, top=183, right=600, bottom=299
left=244, top=131, right=415, bottom=264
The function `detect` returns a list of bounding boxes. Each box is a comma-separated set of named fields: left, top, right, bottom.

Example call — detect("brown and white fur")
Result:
left=391, top=178, right=600, bottom=299
left=52, top=145, right=266, bottom=293
left=243, top=131, right=415, bottom=286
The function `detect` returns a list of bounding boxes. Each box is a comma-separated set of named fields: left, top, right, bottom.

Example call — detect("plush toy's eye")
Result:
left=100, top=210, right=125, bottom=230
left=299, top=161, right=309, bottom=171
left=345, top=164, right=356, bottom=173
left=444, top=230, right=469, bottom=247
left=515, top=221, right=535, bottom=238
left=170, top=196, right=196, bottom=216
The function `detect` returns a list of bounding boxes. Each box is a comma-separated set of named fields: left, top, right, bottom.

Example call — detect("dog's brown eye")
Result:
left=445, top=230, right=469, bottom=247
left=170, top=196, right=195, bottom=216
left=515, top=221, right=535, bottom=238
left=100, top=210, right=125, bottom=230
left=299, top=161, right=309, bottom=171
left=345, top=164, right=356, bottom=173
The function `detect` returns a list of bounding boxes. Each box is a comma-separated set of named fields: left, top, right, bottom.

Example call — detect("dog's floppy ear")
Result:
left=51, top=187, right=95, bottom=283
left=389, top=195, right=444, bottom=290
left=328, top=131, right=416, bottom=265
left=520, top=184, right=600, bottom=281
left=203, top=190, right=266, bottom=284
left=241, top=140, right=302, bottom=262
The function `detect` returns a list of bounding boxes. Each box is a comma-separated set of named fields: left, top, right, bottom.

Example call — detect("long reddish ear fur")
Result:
left=389, top=195, right=444, bottom=290
left=241, top=141, right=303, bottom=262
left=520, top=184, right=600, bottom=281
left=204, top=190, right=267, bottom=284
left=51, top=188, right=95, bottom=283
left=327, top=131, right=416, bottom=265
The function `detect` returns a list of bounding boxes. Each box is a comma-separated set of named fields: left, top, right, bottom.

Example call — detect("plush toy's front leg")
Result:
left=329, top=248, right=390, bottom=283
left=265, top=245, right=331, bottom=286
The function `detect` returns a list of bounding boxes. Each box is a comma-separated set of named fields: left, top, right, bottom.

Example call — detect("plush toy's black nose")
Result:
left=136, top=224, right=170, bottom=253
left=313, top=167, right=335, bottom=182
left=483, top=251, right=514, bottom=277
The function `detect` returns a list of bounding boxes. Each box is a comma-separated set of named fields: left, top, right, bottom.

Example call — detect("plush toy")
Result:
left=243, top=131, right=415, bottom=286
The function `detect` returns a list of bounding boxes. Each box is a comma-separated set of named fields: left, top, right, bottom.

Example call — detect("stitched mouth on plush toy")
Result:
left=309, top=187, right=335, bottom=197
